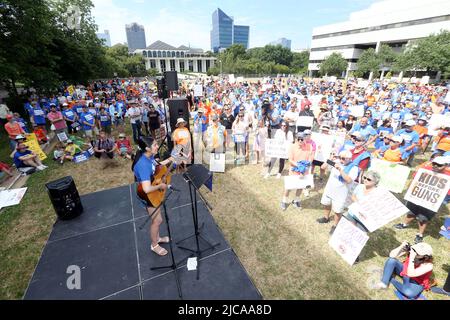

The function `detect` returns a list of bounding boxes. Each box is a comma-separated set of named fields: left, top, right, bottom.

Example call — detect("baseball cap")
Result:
left=432, top=156, right=450, bottom=165
left=63, top=103, right=68, bottom=107
left=405, top=120, right=416, bottom=126
left=411, top=242, right=433, bottom=256
left=320, top=125, right=330, bottom=131
left=296, top=132, right=306, bottom=139
left=197, top=108, right=204, bottom=113
left=391, top=136, right=403, bottom=143
left=118, top=133, right=126, bottom=138
left=418, top=116, right=428, bottom=122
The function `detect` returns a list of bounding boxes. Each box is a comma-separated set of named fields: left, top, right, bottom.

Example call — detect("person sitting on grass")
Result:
left=13, top=143, right=47, bottom=171
left=53, top=143, right=65, bottom=162
left=115, top=133, right=133, bottom=160
left=373, top=241, right=433, bottom=300
left=93, top=130, right=117, bottom=160
left=60, top=139, right=82, bottom=164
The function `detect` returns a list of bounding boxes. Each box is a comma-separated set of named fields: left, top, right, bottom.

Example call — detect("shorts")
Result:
left=320, top=194, right=346, bottom=214
left=114, top=118, right=124, bottom=126
left=83, top=130, right=93, bottom=138
left=405, top=201, right=437, bottom=223
left=312, top=160, right=324, bottom=167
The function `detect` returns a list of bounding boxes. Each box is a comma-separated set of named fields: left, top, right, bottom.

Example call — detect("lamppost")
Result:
left=219, top=59, right=223, bottom=78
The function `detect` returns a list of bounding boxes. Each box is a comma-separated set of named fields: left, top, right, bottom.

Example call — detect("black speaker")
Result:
left=156, top=77, right=168, bottom=99
left=46, top=176, right=83, bottom=220
left=164, top=71, right=179, bottom=91
left=167, top=98, right=190, bottom=132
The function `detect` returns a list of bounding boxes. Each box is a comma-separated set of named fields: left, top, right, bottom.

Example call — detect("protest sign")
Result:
left=209, top=153, right=225, bottom=173
left=229, top=74, right=235, bottom=84
left=67, top=85, right=75, bottom=96
left=57, top=132, right=69, bottom=142
left=404, top=168, right=450, bottom=212
left=369, top=159, right=411, bottom=193
left=427, top=114, right=450, bottom=136
left=420, top=76, right=430, bottom=85
left=73, top=148, right=94, bottom=164
left=348, top=105, right=365, bottom=118
left=357, top=80, right=369, bottom=88
left=236, top=77, right=244, bottom=83
left=296, top=116, right=314, bottom=128
left=311, top=132, right=336, bottom=162
left=445, top=91, right=450, bottom=104
left=284, top=174, right=314, bottom=190
left=0, top=188, right=27, bottom=210
left=23, top=134, right=47, bottom=161
left=329, top=217, right=369, bottom=266
left=193, top=85, right=203, bottom=97
left=349, top=187, right=409, bottom=233
left=265, top=139, right=289, bottom=159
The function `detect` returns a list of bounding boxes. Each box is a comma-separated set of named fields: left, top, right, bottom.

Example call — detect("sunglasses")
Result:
left=432, top=162, right=445, bottom=167
left=297, top=138, right=304, bottom=141
left=363, top=176, right=373, bottom=182
left=339, top=157, right=349, bottom=161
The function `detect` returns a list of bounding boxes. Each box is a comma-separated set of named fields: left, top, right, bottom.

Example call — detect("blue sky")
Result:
left=92, top=0, right=378, bottom=50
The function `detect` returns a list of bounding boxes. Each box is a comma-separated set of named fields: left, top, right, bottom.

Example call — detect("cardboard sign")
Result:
left=404, top=168, right=450, bottom=212
left=209, top=153, right=225, bottom=173
left=428, top=114, right=450, bottom=136
left=348, top=105, right=365, bottom=118
left=23, top=134, right=47, bottom=161
left=349, top=187, right=409, bottom=233
left=229, top=74, right=235, bottom=84
left=57, top=132, right=69, bottom=142
left=284, top=174, right=314, bottom=190
left=0, top=188, right=27, bottom=210
left=420, top=76, right=430, bottom=85
left=265, top=139, right=289, bottom=159
left=296, top=116, right=314, bottom=128
left=329, top=217, right=369, bottom=266
left=311, top=132, right=336, bottom=162
left=194, top=85, right=203, bottom=97
left=369, top=159, right=411, bottom=193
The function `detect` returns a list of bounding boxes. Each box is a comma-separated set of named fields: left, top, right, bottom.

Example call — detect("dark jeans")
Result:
left=94, top=151, right=114, bottom=159
left=142, top=121, right=149, bottom=136
left=381, top=258, right=424, bottom=299
left=131, top=121, right=142, bottom=143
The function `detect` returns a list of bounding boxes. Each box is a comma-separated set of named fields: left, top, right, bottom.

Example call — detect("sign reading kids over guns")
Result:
left=404, top=168, right=450, bottom=212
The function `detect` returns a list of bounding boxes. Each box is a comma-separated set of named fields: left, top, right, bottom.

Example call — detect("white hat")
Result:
left=433, top=156, right=450, bottom=165
left=63, top=103, right=68, bottom=106
left=303, top=129, right=312, bottom=135
left=405, top=119, right=416, bottom=126
left=67, top=139, right=73, bottom=143
left=15, top=134, right=25, bottom=140
left=391, top=136, right=403, bottom=143
left=339, top=150, right=353, bottom=159
left=176, top=118, right=186, bottom=127
left=411, top=242, right=433, bottom=256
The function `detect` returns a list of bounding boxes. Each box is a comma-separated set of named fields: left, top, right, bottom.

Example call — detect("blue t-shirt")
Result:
left=63, top=109, right=76, bottom=121
left=99, top=113, right=111, bottom=127
left=32, top=107, right=46, bottom=125
left=194, top=114, right=207, bottom=132
left=349, top=123, right=377, bottom=139
left=13, top=150, right=32, bottom=168
left=81, top=112, right=95, bottom=131
left=134, top=154, right=156, bottom=183
left=397, top=129, right=420, bottom=151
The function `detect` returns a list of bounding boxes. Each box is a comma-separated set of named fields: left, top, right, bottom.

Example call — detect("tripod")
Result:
left=176, top=165, right=220, bottom=280
left=157, top=97, right=174, bottom=158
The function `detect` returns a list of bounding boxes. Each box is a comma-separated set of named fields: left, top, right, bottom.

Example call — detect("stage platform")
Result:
left=24, top=175, right=262, bottom=300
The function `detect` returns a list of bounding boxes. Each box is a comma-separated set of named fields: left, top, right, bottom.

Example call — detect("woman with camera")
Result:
left=373, top=241, right=433, bottom=299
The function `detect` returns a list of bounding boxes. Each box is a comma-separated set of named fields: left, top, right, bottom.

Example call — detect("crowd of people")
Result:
left=1, top=75, right=449, bottom=299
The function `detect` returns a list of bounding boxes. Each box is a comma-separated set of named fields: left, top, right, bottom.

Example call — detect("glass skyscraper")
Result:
left=125, top=23, right=146, bottom=52
left=211, top=8, right=249, bottom=53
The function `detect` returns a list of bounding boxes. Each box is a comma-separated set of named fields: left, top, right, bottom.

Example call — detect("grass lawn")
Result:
left=0, top=126, right=449, bottom=300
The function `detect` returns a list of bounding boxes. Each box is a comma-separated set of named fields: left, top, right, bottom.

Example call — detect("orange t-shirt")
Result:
left=4, top=122, right=25, bottom=139
left=436, top=135, right=450, bottom=152
left=413, top=125, right=428, bottom=146
left=172, top=127, right=191, bottom=146
left=383, top=148, right=403, bottom=163
left=367, top=96, right=376, bottom=107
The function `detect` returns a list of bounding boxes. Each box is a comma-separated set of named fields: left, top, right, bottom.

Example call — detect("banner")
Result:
left=296, top=116, right=314, bottom=128
left=404, top=168, right=450, bottom=212
left=73, top=147, right=94, bottom=164
left=67, top=85, right=75, bottom=96
left=265, top=139, right=289, bottom=159
left=329, top=217, right=369, bottom=266
left=348, top=105, right=365, bottom=118
left=284, top=174, right=314, bottom=190
left=369, top=159, right=411, bottom=193
left=349, top=187, right=409, bottom=233
left=23, top=134, right=47, bottom=161
left=0, top=188, right=27, bottom=210
left=311, top=132, right=336, bottom=162
left=209, top=153, right=225, bottom=173
left=193, top=85, right=203, bottom=97
left=427, top=114, right=450, bottom=136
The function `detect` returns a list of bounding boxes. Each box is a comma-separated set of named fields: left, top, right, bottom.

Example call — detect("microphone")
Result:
left=168, top=185, right=180, bottom=192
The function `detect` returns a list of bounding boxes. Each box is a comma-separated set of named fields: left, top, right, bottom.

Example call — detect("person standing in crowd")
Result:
left=47, top=104, right=67, bottom=135
left=232, top=111, right=250, bottom=161
left=109, top=98, right=124, bottom=131
left=280, top=132, right=315, bottom=210
left=265, top=121, right=293, bottom=179
left=395, top=156, right=450, bottom=243
left=283, top=104, right=299, bottom=135
left=297, top=103, right=315, bottom=133
left=141, top=102, right=150, bottom=136
left=172, top=118, right=192, bottom=169
left=62, top=103, right=78, bottom=134
left=349, top=132, right=371, bottom=182
left=0, top=103, right=11, bottom=128
left=194, top=108, right=208, bottom=144
left=147, top=104, right=161, bottom=141
left=220, top=105, right=235, bottom=149
left=267, top=102, right=282, bottom=138
left=98, top=106, right=112, bottom=135
left=317, top=150, right=359, bottom=235
left=4, top=114, right=25, bottom=150
left=126, top=100, right=142, bottom=143
left=373, top=241, right=433, bottom=299
left=206, top=114, right=227, bottom=153
left=253, top=118, right=269, bottom=165
left=31, top=101, right=47, bottom=135
left=80, top=105, right=95, bottom=140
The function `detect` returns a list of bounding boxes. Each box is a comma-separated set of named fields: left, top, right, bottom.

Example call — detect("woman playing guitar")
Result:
left=133, top=136, right=173, bottom=256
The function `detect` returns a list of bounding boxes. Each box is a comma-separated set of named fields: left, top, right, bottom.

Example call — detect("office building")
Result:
left=308, top=0, right=450, bottom=77
left=211, top=8, right=250, bottom=53
left=96, top=30, right=111, bottom=47
left=125, top=23, right=146, bottom=52
left=134, top=41, right=217, bottom=74
left=269, top=38, right=292, bottom=50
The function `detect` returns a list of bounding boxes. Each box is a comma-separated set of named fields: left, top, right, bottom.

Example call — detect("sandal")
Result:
left=158, top=236, right=170, bottom=244
left=151, top=244, right=168, bottom=256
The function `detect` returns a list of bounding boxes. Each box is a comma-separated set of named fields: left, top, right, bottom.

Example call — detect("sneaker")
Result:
left=316, top=217, right=330, bottom=224
left=329, top=226, right=336, bottom=235
left=41, top=165, right=48, bottom=169
left=264, top=173, right=270, bottom=179
left=394, top=223, right=408, bottom=230
left=372, top=282, right=388, bottom=290
left=414, top=234, right=424, bottom=244
left=292, top=200, right=301, bottom=209
left=36, top=166, right=45, bottom=171
left=276, top=173, right=281, bottom=179
left=431, top=287, right=450, bottom=296
left=280, top=202, right=288, bottom=211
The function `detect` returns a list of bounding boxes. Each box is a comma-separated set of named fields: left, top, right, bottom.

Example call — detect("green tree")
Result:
left=290, top=50, right=310, bottom=74
left=247, top=45, right=293, bottom=66
left=356, top=48, right=380, bottom=78
left=319, top=52, right=348, bottom=77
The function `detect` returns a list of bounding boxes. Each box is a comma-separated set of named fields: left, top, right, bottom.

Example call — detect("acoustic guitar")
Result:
left=136, top=145, right=187, bottom=208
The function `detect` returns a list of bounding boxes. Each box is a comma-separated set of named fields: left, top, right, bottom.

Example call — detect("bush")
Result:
left=207, top=67, right=220, bottom=76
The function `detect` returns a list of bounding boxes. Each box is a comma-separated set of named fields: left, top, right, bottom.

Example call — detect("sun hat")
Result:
left=411, top=242, right=433, bottom=256
left=176, top=118, right=186, bottom=127
left=391, top=136, right=403, bottom=143
left=433, top=156, right=450, bottom=165
left=118, top=133, right=126, bottom=138
left=405, top=119, right=416, bottom=126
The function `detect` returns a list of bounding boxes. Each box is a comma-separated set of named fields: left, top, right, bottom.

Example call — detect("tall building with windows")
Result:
left=96, top=30, right=111, bottom=47
left=211, top=8, right=250, bottom=53
left=308, top=0, right=450, bottom=77
left=134, top=41, right=216, bottom=74
left=125, top=23, right=146, bottom=52
left=269, top=38, right=292, bottom=50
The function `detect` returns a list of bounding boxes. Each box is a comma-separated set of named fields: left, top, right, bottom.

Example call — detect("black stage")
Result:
left=23, top=175, right=262, bottom=300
